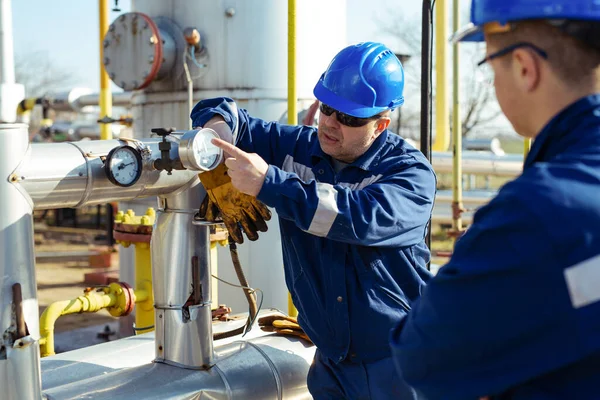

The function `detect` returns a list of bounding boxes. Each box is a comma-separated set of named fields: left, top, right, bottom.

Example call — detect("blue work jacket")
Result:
left=192, top=98, right=436, bottom=363
left=390, top=94, right=600, bottom=399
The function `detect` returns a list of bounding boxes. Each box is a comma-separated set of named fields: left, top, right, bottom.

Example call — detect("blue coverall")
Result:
left=391, top=94, right=600, bottom=399
left=192, top=97, right=437, bottom=399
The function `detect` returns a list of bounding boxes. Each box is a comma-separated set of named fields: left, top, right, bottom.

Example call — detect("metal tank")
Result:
left=105, top=0, right=347, bottom=314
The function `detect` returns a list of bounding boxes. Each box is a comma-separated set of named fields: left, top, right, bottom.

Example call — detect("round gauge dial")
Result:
left=105, top=145, right=143, bottom=187
left=179, top=128, right=223, bottom=171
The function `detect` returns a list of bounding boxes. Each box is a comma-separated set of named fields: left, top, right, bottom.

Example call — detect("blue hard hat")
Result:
left=451, top=0, right=600, bottom=43
left=313, top=42, right=405, bottom=118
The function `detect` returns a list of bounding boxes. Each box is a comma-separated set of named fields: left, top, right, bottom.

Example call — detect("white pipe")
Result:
left=0, top=0, right=15, bottom=84
left=0, top=124, right=43, bottom=400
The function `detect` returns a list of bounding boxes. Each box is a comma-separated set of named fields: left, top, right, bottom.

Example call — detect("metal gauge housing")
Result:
left=179, top=128, right=223, bottom=171
left=105, top=145, right=143, bottom=187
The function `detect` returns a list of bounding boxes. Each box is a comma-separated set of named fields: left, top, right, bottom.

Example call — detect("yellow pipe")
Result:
left=451, top=0, right=463, bottom=235
left=99, top=0, right=112, bottom=140
left=39, top=284, right=148, bottom=357
left=134, top=242, right=154, bottom=334
left=433, top=0, right=450, bottom=152
left=39, top=290, right=117, bottom=357
left=287, top=0, right=298, bottom=318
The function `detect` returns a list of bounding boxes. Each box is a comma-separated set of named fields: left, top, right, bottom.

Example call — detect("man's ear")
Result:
left=377, top=117, right=391, bottom=133
left=513, top=49, right=541, bottom=92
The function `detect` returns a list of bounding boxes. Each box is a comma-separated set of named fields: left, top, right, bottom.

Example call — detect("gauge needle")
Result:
left=118, top=162, right=134, bottom=170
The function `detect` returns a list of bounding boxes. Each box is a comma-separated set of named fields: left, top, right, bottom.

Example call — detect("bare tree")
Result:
left=15, top=51, right=77, bottom=98
left=377, top=12, right=502, bottom=138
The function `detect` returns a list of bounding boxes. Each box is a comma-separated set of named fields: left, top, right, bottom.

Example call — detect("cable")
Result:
left=211, top=274, right=264, bottom=337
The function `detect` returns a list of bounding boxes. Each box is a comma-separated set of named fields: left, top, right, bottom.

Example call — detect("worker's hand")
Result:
left=211, top=139, right=269, bottom=197
left=198, top=163, right=271, bottom=244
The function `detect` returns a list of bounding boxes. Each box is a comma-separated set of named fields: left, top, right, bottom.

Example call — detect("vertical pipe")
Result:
left=0, top=124, right=43, bottom=400
left=451, top=0, right=463, bottom=235
left=99, top=0, right=113, bottom=140
left=432, top=0, right=450, bottom=152
left=0, top=0, right=15, bottom=84
left=421, top=0, right=433, bottom=259
left=287, top=0, right=299, bottom=317
left=134, top=243, right=154, bottom=334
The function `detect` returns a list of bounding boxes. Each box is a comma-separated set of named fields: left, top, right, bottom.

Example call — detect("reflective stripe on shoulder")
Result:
left=564, top=253, right=600, bottom=309
left=227, top=100, right=239, bottom=142
left=307, top=183, right=339, bottom=237
left=282, top=155, right=316, bottom=182
left=338, top=174, right=383, bottom=190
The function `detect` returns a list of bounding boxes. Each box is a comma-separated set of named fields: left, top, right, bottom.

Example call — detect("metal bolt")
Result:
left=104, top=57, right=110, bottom=66
left=141, top=216, right=151, bottom=225
left=109, top=73, right=116, bottom=80
left=109, top=24, right=115, bottom=32
left=103, top=39, right=110, bottom=48
left=225, top=7, right=236, bottom=17
left=158, top=345, right=163, bottom=351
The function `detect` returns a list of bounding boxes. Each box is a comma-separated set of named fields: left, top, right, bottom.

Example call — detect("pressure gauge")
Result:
left=104, top=145, right=143, bottom=187
left=179, top=128, right=223, bottom=171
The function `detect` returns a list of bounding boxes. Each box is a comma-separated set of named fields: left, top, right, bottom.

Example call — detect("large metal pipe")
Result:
left=432, top=150, right=523, bottom=177
left=0, top=124, right=43, bottom=400
left=42, top=334, right=313, bottom=399
left=14, top=137, right=199, bottom=210
left=152, top=185, right=214, bottom=369
left=0, top=0, right=15, bottom=84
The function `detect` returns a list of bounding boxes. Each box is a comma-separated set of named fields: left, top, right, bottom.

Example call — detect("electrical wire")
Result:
left=211, top=274, right=264, bottom=337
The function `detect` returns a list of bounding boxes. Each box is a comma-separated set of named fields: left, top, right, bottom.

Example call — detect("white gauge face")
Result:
left=107, top=146, right=142, bottom=187
left=191, top=129, right=222, bottom=170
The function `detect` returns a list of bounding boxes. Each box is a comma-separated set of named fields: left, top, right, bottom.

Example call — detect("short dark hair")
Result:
left=487, top=20, right=600, bottom=87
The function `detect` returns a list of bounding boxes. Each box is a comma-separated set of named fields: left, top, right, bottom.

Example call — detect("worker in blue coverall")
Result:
left=390, top=1, right=600, bottom=399
left=191, top=42, right=437, bottom=399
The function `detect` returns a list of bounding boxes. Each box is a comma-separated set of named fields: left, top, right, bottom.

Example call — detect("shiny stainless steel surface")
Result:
left=43, top=334, right=314, bottom=400
left=0, top=124, right=43, bottom=400
left=14, top=136, right=202, bottom=210
left=153, top=187, right=214, bottom=368
left=432, top=150, right=523, bottom=177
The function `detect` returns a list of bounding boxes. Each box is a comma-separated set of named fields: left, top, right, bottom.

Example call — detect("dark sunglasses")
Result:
left=319, top=103, right=382, bottom=127
left=477, top=42, right=548, bottom=66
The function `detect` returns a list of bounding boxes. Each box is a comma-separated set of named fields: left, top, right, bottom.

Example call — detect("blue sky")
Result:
left=11, top=0, right=436, bottom=92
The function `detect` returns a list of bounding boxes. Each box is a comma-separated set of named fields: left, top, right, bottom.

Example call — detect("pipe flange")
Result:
left=104, top=12, right=167, bottom=91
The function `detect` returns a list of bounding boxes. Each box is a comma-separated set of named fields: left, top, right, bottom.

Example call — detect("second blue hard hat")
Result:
left=313, top=42, right=405, bottom=118
left=452, top=0, right=600, bottom=43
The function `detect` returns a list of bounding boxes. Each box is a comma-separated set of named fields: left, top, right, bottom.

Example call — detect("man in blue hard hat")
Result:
left=191, top=42, right=436, bottom=399
left=390, top=1, right=600, bottom=399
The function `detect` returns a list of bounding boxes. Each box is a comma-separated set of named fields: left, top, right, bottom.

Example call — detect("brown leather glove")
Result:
left=258, top=313, right=313, bottom=344
left=198, top=164, right=271, bottom=244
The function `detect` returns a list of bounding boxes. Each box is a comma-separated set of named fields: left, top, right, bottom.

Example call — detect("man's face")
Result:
left=317, top=104, right=389, bottom=163
left=483, top=36, right=547, bottom=138
left=484, top=40, right=525, bottom=134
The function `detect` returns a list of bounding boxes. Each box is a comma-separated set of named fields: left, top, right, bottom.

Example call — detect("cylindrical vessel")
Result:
left=152, top=184, right=214, bottom=368
left=0, top=124, right=43, bottom=400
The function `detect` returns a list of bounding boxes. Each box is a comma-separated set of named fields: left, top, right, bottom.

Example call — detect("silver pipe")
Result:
left=48, top=89, right=133, bottom=112
left=152, top=184, right=214, bottom=369
left=42, top=335, right=313, bottom=400
left=14, top=137, right=199, bottom=210
left=0, top=0, right=15, bottom=84
left=0, top=124, right=43, bottom=400
left=432, top=150, right=523, bottom=177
